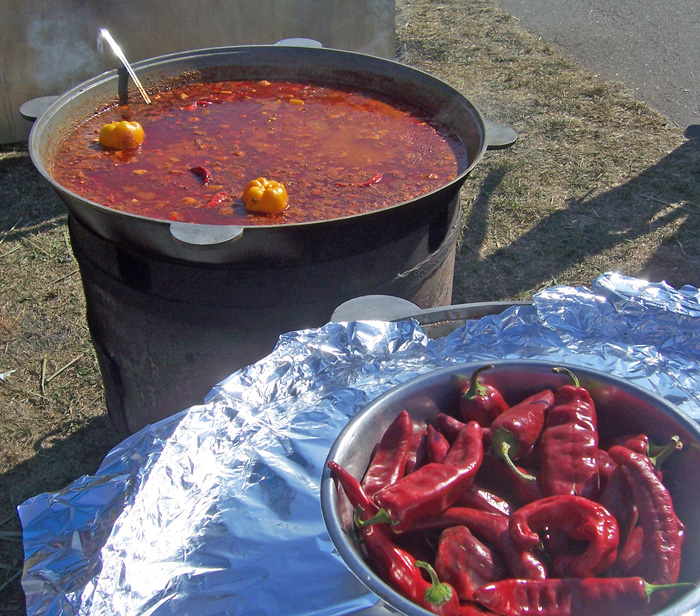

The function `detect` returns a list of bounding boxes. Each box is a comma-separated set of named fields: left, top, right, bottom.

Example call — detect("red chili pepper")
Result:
left=472, top=577, right=694, bottom=616
left=189, top=165, right=212, bottom=185
left=368, top=422, right=484, bottom=532
left=334, top=172, right=383, bottom=188
left=362, top=410, right=413, bottom=497
left=477, top=453, right=543, bottom=509
left=438, top=414, right=495, bottom=453
left=413, top=508, right=547, bottom=580
left=647, top=435, right=683, bottom=476
left=596, top=448, right=617, bottom=491
left=427, top=424, right=452, bottom=463
left=204, top=191, right=230, bottom=208
left=363, top=173, right=383, bottom=186
left=454, top=483, right=511, bottom=517
left=607, top=445, right=685, bottom=601
left=482, top=428, right=492, bottom=451
left=613, top=524, right=646, bottom=577
left=405, top=428, right=429, bottom=474
left=605, top=435, right=682, bottom=474
left=597, top=464, right=638, bottom=549
left=183, top=99, right=217, bottom=111
left=457, top=603, right=498, bottom=616
left=509, top=494, right=619, bottom=578
left=328, top=460, right=376, bottom=514
left=608, top=433, right=650, bottom=454
left=538, top=367, right=599, bottom=499
left=416, top=561, right=462, bottom=616
left=365, top=527, right=452, bottom=612
left=458, top=366, right=509, bottom=427
left=436, top=413, right=469, bottom=443
left=363, top=519, right=459, bottom=615
left=441, top=421, right=485, bottom=468
left=435, top=525, right=507, bottom=602
left=489, top=389, right=554, bottom=481
left=328, top=460, right=459, bottom=615
left=599, top=439, right=683, bottom=542
left=391, top=524, right=439, bottom=564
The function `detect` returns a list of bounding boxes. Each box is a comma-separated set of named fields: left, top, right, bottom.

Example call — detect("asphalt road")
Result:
left=494, top=0, right=700, bottom=132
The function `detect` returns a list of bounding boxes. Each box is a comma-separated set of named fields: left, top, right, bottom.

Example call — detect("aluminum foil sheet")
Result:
left=19, top=272, right=700, bottom=616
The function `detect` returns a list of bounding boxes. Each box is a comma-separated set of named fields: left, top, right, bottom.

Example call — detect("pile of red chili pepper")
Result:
left=328, top=365, right=694, bottom=616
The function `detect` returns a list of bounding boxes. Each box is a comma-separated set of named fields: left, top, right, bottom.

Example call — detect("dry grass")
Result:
left=0, top=151, right=122, bottom=614
left=395, top=0, right=699, bottom=300
left=1, top=0, right=699, bottom=612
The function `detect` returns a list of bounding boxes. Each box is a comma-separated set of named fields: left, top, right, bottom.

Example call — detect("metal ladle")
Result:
left=97, top=28, right=151, bottom=104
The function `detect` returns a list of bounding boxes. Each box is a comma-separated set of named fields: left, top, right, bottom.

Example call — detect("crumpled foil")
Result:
left=19, top=272, right=700, bottom=616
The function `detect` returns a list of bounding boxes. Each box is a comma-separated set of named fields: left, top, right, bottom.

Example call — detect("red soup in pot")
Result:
left=50, top=79, right=468, bottom=226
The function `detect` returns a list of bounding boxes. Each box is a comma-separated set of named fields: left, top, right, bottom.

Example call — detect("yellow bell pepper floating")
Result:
left=98, top=120, right=145, bottom=150
left=242, top=177, right=289, bottom=214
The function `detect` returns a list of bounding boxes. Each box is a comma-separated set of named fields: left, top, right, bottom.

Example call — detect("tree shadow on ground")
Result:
left=454, top=127, right=700, bottom=302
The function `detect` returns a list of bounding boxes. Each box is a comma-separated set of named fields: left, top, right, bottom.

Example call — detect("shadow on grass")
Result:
left=0, top=147, right=66, bottom=237
left=0, top=413, right=121, bottom=616
left=455, top=127, right=700, bottom=301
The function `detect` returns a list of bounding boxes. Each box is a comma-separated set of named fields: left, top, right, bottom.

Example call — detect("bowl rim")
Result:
left=320, top=359, right=700, bottom=616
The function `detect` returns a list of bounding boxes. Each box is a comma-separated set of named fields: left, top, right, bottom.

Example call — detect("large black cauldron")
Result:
left=28, top=43, right=516, bottom=433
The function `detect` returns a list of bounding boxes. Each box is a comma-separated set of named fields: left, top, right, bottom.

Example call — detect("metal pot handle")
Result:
left=331, top=295, right=422, bottom=322
left=169, top=222, right=244, bottom=246
left=20, top=95, right=60, bottom=122
left=483, top=119, right=518, bottom=149
left=275, top=38, right=323, bottom=48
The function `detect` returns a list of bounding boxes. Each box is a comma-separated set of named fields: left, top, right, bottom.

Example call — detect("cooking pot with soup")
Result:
left=27, top=43, right=517, bottom=433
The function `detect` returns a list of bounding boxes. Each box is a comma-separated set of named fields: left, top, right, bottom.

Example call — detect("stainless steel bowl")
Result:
left=320, top=360, right=700, bottom=616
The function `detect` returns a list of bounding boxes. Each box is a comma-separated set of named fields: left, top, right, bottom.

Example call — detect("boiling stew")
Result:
left=51, top=80, right=468, bottom=226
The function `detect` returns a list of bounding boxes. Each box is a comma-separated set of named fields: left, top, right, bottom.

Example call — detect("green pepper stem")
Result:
left=648, top=435, right=682, bottom=469
left=352, top=506, right=367, bottom=527
left=491, top=429, right=536, bottom=481
left=463, top=364, right=495, bottom=400
left=415, top=560, right=454, bottom=607
left=553, top=366, right=580, bottom=387
left=644, top=580, right=696, bottom=602
left=354, top=508, right=393, bottom=527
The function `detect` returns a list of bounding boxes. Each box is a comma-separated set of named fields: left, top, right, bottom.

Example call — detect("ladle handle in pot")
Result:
left=483, top=120, right=518, bottom=149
